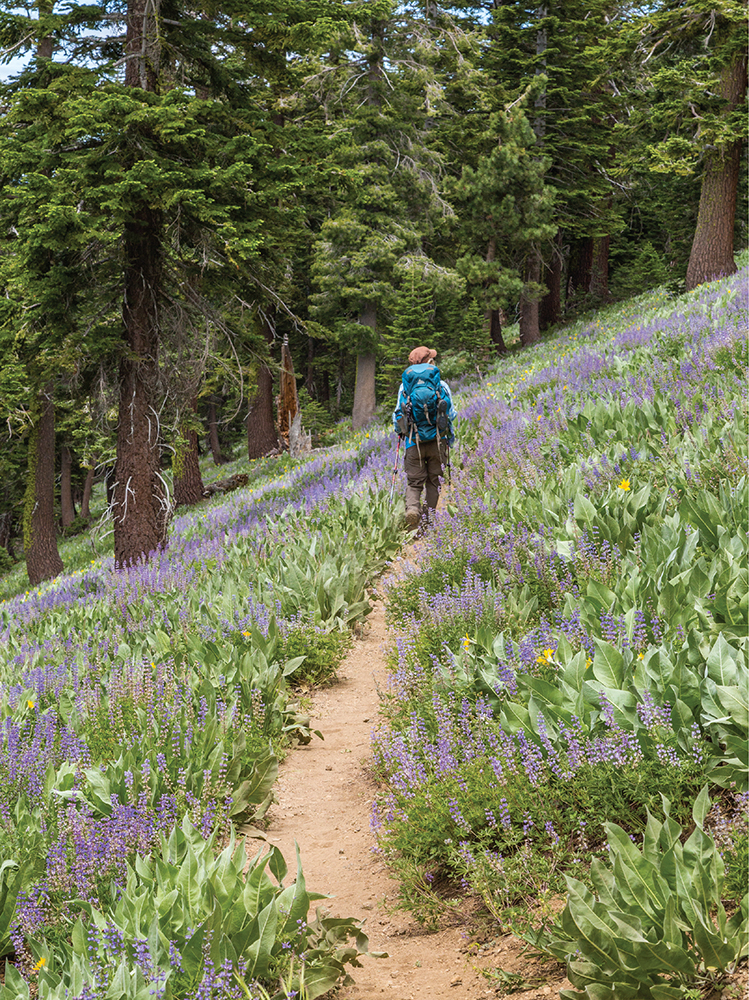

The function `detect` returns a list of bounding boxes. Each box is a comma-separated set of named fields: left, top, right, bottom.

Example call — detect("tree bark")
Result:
left=485, top=238, right=507, bottom=354
left=519, top=249, right=542, bottom=346
left=567, top=237, right=594, bottom=300
left=60, top=446, right=76, bottom=527
left=539, top=237, right=563, bottom=330
left=112, top=0, right=168, bottom=568
left=113, top=205, right=168, bottom=567
left=24, top=384, right=63, bottom=585
left=22, top=10, right=63, bottom=584
left=590, top=234, right=611, bottom=301
left=352, top=302, right=377, bottom=430
left=488, top=309, right=507, bottom=355
left=277, top=341, right=299, bottom=450
left=247, top=311, right=279, bottom=459
left=173, top=397, right=205, bottom=507
left=686, top=54, right=747, bottom=290
left=207, top=399, right=228, bottom=465
left=80, top=464, right=95, bottom=520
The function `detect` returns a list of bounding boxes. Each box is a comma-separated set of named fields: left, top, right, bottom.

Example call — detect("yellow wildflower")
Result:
left=536, top=648, right=555, bottom=664
left=617, top=479, right=631, bottom=491
left=27, top=700, right=35, bottom=710
left=462, top=635, right=471, bottom=651
left=33, top=957, right=46, bottom=971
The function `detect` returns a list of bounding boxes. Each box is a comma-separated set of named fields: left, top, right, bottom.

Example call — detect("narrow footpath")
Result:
left=260, top=594, right=568, bottom=999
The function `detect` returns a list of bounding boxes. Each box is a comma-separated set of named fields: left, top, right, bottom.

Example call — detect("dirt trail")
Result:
left=262, top=590, right=568, bottom=999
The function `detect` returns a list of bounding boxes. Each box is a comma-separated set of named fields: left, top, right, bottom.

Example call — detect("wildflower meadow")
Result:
left=375, top=270, right=748, bottom=996
left=0, top=269, right=747, bottom=999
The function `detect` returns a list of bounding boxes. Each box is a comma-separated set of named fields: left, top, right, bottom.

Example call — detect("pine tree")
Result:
left=308, top=2, right=458, bottom=428
left=452, top=104, right=556, bottom=348
left=0, top=17, right=100, bottom=583
left=484, top=0, right=623, bottom=325
left=0, top=0, right=342, bottom=566
left=377, top=264, right=437, bottom=400
left=627, top=2, right=748, bottom=289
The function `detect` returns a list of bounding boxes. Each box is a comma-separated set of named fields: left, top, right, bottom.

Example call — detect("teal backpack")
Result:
left=398, top=363, right=451, bottom=442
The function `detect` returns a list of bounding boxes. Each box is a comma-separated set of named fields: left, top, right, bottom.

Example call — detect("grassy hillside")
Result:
left=0, top=270, right=746, bottom=998
left=375, top=270, right=748, bottom=996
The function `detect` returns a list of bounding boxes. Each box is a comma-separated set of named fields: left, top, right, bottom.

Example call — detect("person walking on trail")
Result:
left=392, top=345, right=456, bottom=531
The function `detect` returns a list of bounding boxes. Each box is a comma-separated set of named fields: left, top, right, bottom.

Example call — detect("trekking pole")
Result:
left=389, top=436, right=402, bottom=502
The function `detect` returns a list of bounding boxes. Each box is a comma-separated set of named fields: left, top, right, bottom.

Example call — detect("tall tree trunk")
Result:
left=60, top=445, right=76, bottom=527
left=277, top=341, right=299, bottom=450
left=24, top=384, right=63, bottom=585
left=567, top=237, right=594, bottom=299
left=539, top=237, right=563, bottom=330
left=173, top=397, right=204, bottom=507
left=36, top=0, right=53, bottom=60
left=686, top=54, right=747, bottom=291
left=112, top=0, right=167, bottom=568
left=488, top=308, right=507, bottom=355
left=348, top=22, right=384, bottom=433
left=590, top=234, right=611, bottom=301
left=113, top=206, right=168, bottom=567
left=306, top=336, right=316, bottom=395
left=247, top=311, right=279, bottom=459
left=23, top=8, right=63, bottom=585
left=352, top=302, right=377, bottom=430
left=207, top=399, right=228, bottom=465
left=80, top=464, right=95, bottom=520
left=485, top=238, right=507, bottom=354
left=533, top=6, right=548, bottom=141
left=519, top=249, right=542, bottom=346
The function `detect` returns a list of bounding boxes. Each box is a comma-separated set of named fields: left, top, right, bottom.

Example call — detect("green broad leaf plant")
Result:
left=3, top=819, right=374, bottom=1000
left=537, top=787, right=749, bottom=1000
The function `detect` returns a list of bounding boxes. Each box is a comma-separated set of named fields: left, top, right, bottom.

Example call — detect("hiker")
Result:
left=392, top=346, right=456, bottom=530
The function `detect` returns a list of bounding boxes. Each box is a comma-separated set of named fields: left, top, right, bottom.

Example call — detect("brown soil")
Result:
left=259, top=594, right=571, bottom=1000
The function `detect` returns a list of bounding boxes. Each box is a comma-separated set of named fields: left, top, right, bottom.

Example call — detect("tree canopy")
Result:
left=0, top=0, right=745, bottom=578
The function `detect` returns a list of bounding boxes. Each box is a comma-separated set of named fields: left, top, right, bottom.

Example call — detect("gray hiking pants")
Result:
left=404, top=438, right=447, bottom=515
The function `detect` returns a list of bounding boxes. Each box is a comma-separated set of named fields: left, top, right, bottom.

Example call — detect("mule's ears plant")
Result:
left=536, top=787, right=749, bottom=1000
left=0, top=860, right=22, bottom=959
left=5, top=819, right=376, bottom=1000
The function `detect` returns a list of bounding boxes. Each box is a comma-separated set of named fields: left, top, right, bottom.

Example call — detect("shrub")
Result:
left=282, top=624, right=352, bottom=686
left=537, top=788, right=749, bottom=1000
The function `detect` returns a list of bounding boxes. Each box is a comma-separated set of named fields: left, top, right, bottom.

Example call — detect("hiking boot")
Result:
left=404, top=508, right=420, bottom=530
left=415, top=512, right=430, bottom=539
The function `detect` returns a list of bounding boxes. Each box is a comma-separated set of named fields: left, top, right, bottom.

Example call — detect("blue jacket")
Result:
left=392, top=363, right=456, bottom=448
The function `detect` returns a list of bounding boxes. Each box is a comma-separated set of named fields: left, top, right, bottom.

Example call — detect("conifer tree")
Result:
left=452, top=104, right=556, bottom=348
left=308, top=2, right=456, bottom=428
left=0, top=0, right=345, bottom=566
left=483, top=0, right=622, bottom=325
left=624, top=1, right=747, bottom=290
left=377, top=262, right=437, bottom=400
left=0, top=12, right=98, bottom=583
